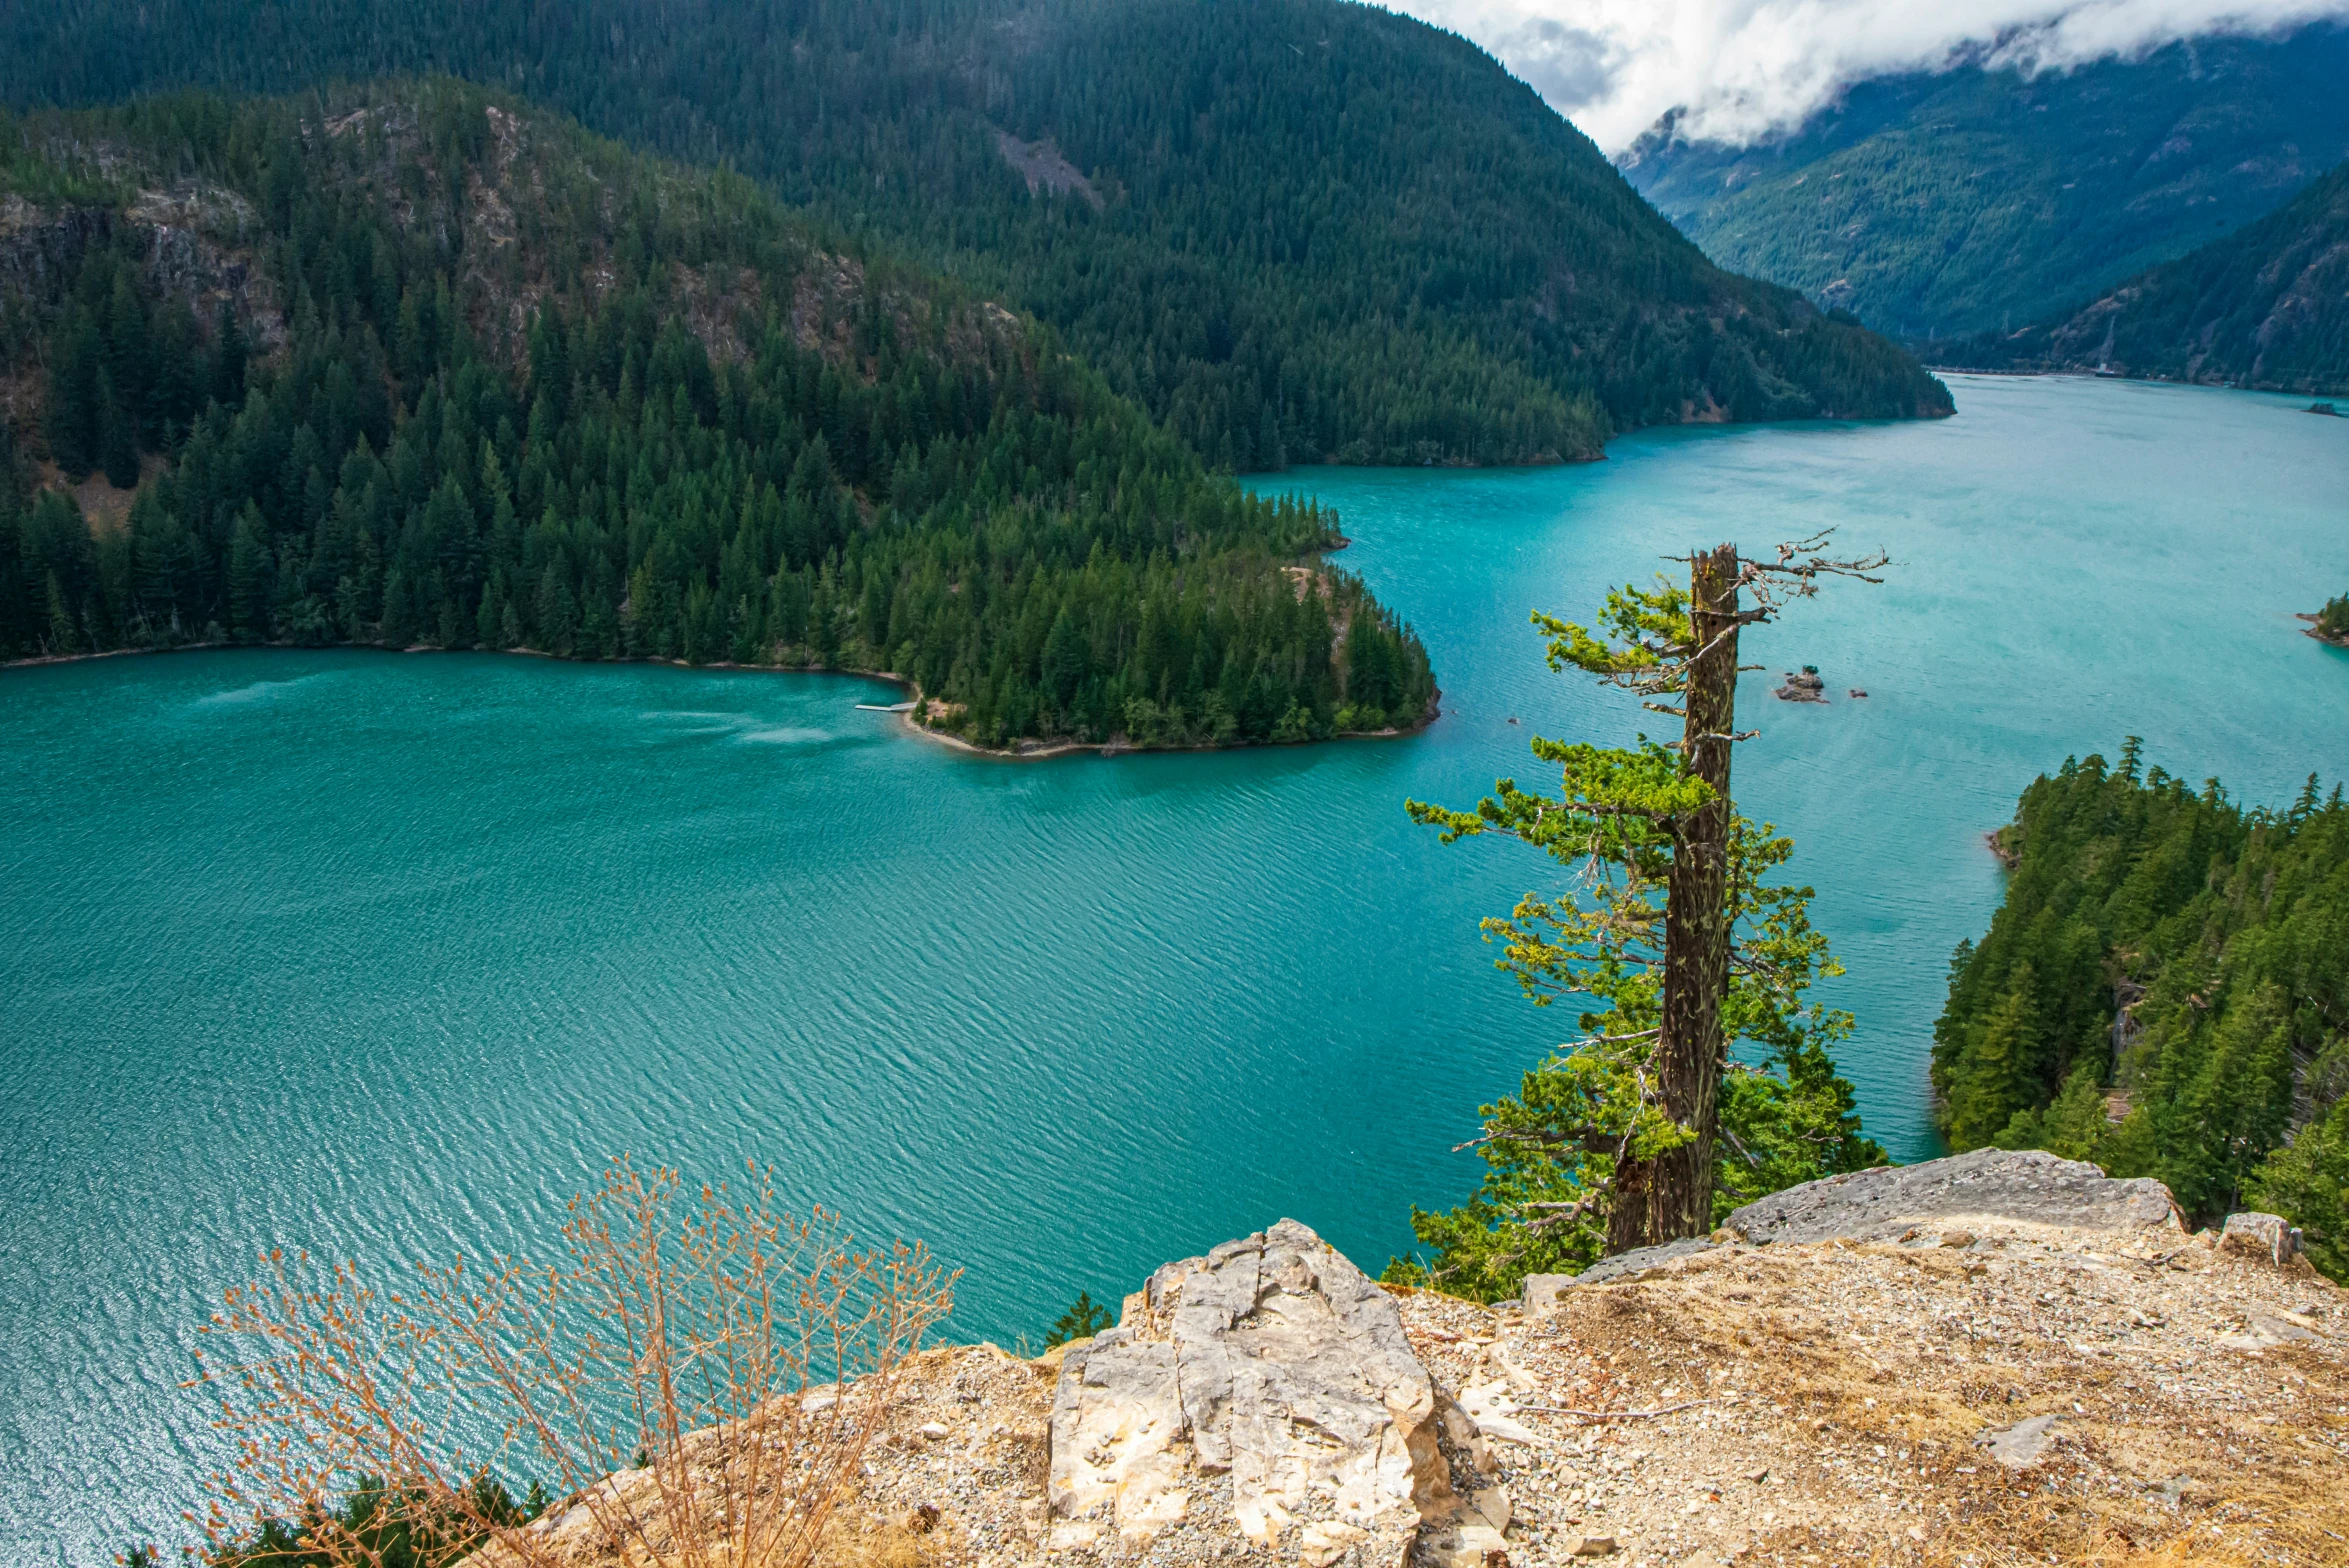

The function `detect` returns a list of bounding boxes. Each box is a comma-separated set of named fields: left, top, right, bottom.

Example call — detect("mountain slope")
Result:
left=1622, top=26, right=2349, bottom=339
left=0, top=83, right=1436, bottom=748
left=1936, top=159, right=2349, bottom=395
left=0, top=0, right=1951, bottom=467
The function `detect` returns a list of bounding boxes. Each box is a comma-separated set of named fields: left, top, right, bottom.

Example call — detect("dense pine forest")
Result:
left=0, top=84, right=1435, bottom=749
left=1623, top=25, right=2349, bottom=340
left=1933, top=745, right=2349, bottom=1280
left=1932, top=158, right=2349, bottom=394
left=0, top=0, right=1951, bottom=470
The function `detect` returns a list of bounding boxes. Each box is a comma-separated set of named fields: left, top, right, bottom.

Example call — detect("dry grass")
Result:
left=191, top=1156, right=955, bottom=1568
left=1400, top=1224, right=2346, bottom=1566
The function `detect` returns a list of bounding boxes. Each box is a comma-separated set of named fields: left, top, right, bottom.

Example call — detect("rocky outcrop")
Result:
left=2220, top=1209, right=2308, bottom=1267
left=1773, top=666, right=1827, bottom=703
left=1726, top=1147, right=2181, bottom=1245
left=1520, top=1150, right=2182, bottom=1306
left=1047, top=1220, right=1456, bottom=1564
left=467, top=1162, right=2343, bottom=1568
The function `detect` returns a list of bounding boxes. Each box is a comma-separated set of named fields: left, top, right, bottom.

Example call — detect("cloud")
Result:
left=1389, top=0, right=2349, bottom=150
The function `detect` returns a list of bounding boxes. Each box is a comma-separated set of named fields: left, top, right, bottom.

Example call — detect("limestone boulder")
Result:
left=1047, top=1219, right=1455, bottom=1563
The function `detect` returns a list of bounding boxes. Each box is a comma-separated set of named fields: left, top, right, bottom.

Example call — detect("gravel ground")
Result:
left=836, top=1219, right=2344, bottom=1568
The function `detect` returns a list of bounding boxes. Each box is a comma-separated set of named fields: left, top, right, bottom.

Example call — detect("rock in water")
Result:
left=1048, top=1219, right=1452, bottom=1559
left=1774, top=667, right=1829, bottom=703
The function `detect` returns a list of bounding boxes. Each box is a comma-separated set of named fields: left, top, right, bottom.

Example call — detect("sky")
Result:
left=1388, top=0, right=2349, bottom=150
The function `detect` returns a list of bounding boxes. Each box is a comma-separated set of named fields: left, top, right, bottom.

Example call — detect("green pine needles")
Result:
left=1042, top=1290, right=1115, bottom=1349
left=1932, top=742, right=2349, bottom=1281
left=1388, top=540, right=1886, bottom=1301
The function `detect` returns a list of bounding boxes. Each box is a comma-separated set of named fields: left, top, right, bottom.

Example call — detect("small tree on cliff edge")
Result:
left=1393, top=536, right=1887, bottom=1290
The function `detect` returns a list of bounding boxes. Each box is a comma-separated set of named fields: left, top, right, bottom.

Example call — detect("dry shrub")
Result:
left=191, top=1156, right=955, bottom=1568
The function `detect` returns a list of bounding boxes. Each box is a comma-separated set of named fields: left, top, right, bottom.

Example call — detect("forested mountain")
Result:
left=1622, top=26, right=2349, bottom=339
left=1931, top=158, right=2349, bottom=393
left=1932, top=745, right=2349, bottom=1279
left=0, top=0, right=1950, bottom=470
left=0, top=83, right=1436, bottom=749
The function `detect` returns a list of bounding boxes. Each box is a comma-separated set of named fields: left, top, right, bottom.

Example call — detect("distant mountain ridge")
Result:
left=1934, top=156, right=2349, bottom=393
left=1621, top=26, right=2349, bottom=340
left=0, top=0, right=1951, bottom=468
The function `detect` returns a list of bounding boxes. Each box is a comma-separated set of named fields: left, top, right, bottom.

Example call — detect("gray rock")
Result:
left=1048, top=1219, right=1452, bottom=1557
left=1977, top=1413, right=2062, bottom=1469
left=2218, top=1309, right=2320, bottom=1350
left=1725, top=1148, right=2179, bottom=1245
left=2219, top=1211, right=2303, bottom=1268
left=1521, top=1273, right=1575, bottom=1314
left=1521, top=1239, right=1722, bottom=1309
left=1575, top=1236, right=1719, bottom=1285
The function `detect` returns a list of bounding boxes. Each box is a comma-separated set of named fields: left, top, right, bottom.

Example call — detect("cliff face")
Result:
left=502, top=1152, right=2344, bottom=1567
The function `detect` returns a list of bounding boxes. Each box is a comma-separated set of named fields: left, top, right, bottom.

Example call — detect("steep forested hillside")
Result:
left=1932, top=159, right=2349, bottom=393
left=0, top=83, right=1437, bottom=750
left=1623, top=26, right=2349, bottom=339
left=0, top=0, right=1950, bottom=469
left=1932, top=745, right=2349, bottom=1278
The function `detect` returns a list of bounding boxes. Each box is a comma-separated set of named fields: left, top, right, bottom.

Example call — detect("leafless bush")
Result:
left=192, top=1156, right=955, bottom=1567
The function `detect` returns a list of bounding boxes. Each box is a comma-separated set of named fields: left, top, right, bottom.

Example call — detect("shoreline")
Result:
left=2296, top=612, right=2349, bottom=650
left=3, top=638, right=1440, bottom=759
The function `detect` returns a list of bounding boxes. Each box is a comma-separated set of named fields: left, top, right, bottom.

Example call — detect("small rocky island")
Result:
left=1774, top=665, right=1828, bottom=703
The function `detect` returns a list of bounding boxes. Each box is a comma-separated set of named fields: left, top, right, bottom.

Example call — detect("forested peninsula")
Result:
left=1932, top=744, right=2349, bottom=1278
left=0, top=86, right=1436, bottom=750
left=3, top=0, right=1952, bottom=470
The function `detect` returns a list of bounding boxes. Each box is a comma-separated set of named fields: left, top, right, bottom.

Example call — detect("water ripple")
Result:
left=3, top=381, right=2346, bottom=1559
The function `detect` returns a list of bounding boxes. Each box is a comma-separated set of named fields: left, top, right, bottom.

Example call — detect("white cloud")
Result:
left=1388, top=0, right=2349, bottom=150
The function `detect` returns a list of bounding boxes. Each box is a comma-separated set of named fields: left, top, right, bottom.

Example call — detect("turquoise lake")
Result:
left=3, top=374, right=2345, bottom=1557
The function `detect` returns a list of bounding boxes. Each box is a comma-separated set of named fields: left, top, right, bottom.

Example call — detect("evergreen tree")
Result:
left=533, top=564, right=577, bottom=656
left=96, top=369, right=139, bottom=488
left=227, top=508, right=272, bottom=641
left=2248, top=1097, right=2349, bottom=1283
left=1951, top=972, right=2044, bottom=1149
left=212, top=300, right=247, bottom=409
left=1042, top=1291, right=1114, bottom=1348
left=43, top=569, right=79, bottom=655
left=45, top=308, right=103, bottom=478
left=1391, top=534, right=1888, bottom=1286
left=1041, top=606, right=1087, bottom=710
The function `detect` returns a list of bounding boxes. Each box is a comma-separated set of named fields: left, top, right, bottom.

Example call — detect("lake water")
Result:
left=3, top=375, right=2345, bottom=1558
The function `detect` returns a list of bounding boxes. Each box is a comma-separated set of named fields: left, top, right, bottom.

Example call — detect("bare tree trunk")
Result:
left=1609, top=543, right=1740, bottom=1252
